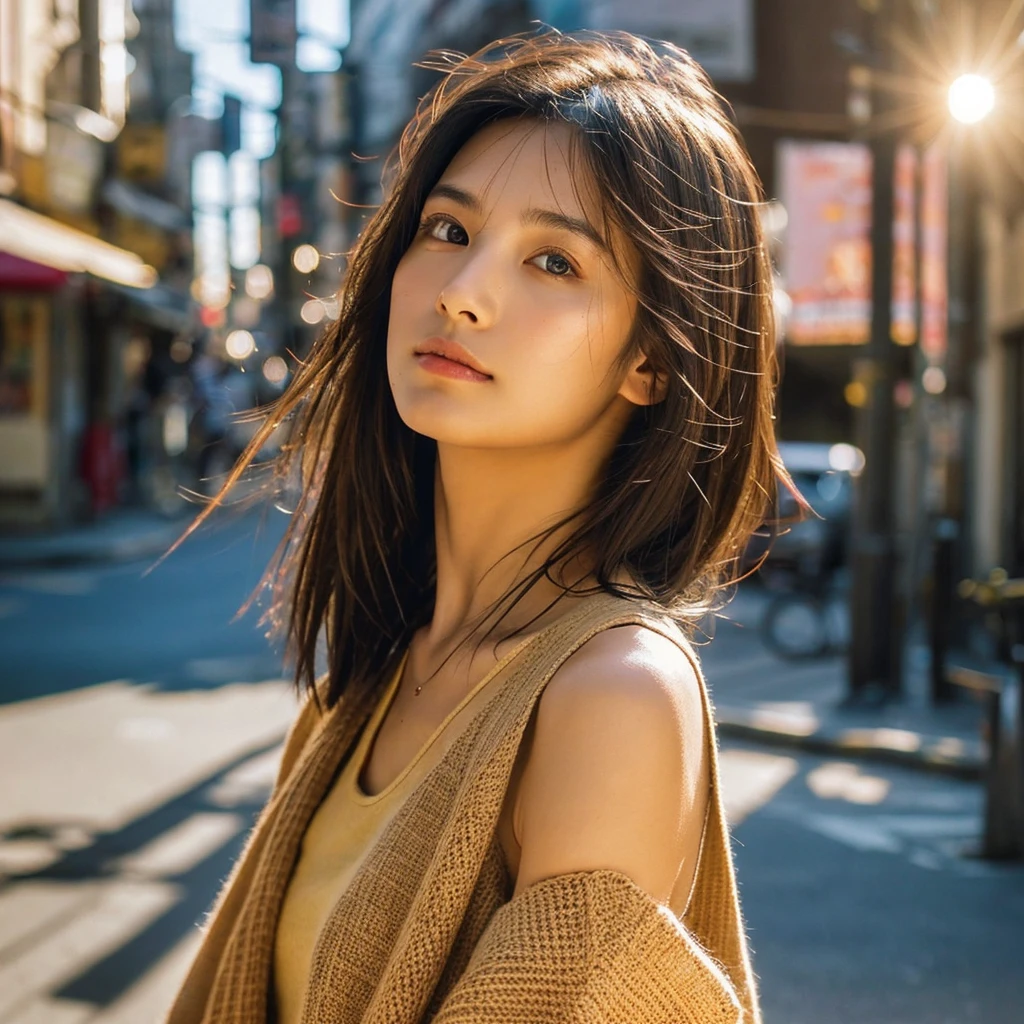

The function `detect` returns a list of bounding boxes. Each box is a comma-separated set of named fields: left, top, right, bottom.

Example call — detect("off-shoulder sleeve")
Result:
left=429, top=869, right=743, bottom=1024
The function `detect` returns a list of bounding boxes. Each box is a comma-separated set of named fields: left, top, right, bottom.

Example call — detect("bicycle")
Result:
left=760, top=565, right=850, bottom=660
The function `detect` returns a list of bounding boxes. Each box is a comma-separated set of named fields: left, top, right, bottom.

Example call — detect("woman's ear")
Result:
left=618, top=353, right=669, bottom=407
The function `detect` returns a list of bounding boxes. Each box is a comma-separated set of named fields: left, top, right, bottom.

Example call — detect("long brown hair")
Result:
left=188, top=29, right=794, bottom=708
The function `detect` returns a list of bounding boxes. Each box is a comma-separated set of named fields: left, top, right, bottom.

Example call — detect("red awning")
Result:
left=0, top=251, right=69, bottom=290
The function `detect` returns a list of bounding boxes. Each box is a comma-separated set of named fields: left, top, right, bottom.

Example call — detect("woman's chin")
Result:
left=394, top=404, right=495, bottom=448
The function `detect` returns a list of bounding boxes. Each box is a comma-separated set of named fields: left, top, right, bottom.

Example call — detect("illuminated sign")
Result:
left=777, top=140, right=945, bottom=348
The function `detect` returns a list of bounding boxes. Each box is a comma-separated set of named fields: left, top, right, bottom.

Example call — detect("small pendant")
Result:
left=414, top=685, right=423, bottom=696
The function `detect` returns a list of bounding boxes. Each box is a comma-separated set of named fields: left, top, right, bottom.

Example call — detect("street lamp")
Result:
left=847, top=14, right=1002, bottom=704
left=948, top=74, right=995, bottom=125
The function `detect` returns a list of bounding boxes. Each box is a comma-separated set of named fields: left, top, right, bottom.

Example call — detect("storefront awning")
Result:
left=0, top=198, right=157, bottom=290
left=0, top=252, right=68, bottom=289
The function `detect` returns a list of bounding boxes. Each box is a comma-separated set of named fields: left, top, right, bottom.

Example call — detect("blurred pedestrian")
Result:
left=166, top=30, right=797, bottom=1024
left=122, top=340, right=153, bottom=506
left=189, top=348, right=237, bottom=485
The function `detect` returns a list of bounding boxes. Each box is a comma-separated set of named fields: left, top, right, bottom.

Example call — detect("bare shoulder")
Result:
left=534, top=625, right=705, bottom=764
left=512, top=623, right=709, bottom=901
left=546, top=622, right=703, bottom=713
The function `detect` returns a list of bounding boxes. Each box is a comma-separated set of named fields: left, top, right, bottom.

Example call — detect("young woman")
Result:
left=167, top=28, right=789, bottom=1024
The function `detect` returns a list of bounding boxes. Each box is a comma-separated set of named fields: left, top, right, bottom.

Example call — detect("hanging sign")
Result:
left=777, top=139, right=926, bottom=347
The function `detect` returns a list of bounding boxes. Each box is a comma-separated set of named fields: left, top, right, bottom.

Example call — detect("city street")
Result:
left=3, top=1, right=1023, bottom=1022
left=1, top=509, right=1021, bottom=1023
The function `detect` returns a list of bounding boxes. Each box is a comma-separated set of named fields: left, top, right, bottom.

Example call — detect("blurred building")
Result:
left=985, top=208, right=1024, bottom=580
left=0, top=0, right=197, bottom=528
left=584, top=2, right=1024, bottom=605
left=109, top=0, right=206, bottom=510
left=266, top=67, right=351, bottom=352
left=968, top=65, right=1024, bottom=582
left=0, top=0, right=148, bottom=527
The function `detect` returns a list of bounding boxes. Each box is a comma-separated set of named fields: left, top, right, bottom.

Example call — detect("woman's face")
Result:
left=387, top=119, right=652, bottom=451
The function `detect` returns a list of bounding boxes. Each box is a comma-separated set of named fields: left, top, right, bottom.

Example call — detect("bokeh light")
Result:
left=300, top=298, right=326, bottom=324
left=894, top=379, right=915, bottom=409
left=922, top=366, right=947, bottom=395
left=244, top=263, right=274, bottom=300
left=193, top=274, right=230, bottom=310
left=844, top=381, right=868, bottom=408
left=225, top=329, right=256, bottom=360
left=828, top=443, right=866, bottom=475
left=170, top=339, right=193, bottom=364
left=163, top=402, right=189, bottom=457
left=292, top=244, right=320, bottom=274
left=262, top=355, right=288, bottom=385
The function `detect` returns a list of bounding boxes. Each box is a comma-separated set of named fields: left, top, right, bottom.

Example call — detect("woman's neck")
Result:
left=425, top=442, right=609, bottom=649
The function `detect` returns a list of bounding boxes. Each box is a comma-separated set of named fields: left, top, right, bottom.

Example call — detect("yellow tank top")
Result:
left=274, top=634, right=543, bottom=1024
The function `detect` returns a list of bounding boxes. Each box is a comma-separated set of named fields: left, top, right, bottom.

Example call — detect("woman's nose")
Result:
left=435, top=250, right=500, bottom=328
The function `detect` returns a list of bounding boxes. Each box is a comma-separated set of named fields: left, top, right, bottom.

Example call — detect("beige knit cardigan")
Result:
left=165, top=592, right=762, bottom=1024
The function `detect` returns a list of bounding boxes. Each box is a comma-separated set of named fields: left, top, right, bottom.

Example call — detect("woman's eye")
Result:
left=532, top=252, right=576, bottom=277
left=424, top=216, right=468, bottom=246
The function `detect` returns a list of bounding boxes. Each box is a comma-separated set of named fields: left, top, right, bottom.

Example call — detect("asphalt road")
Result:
left=0, top=507, right=289, bottom=703
left=0, top=515, right=1021, bottom=1023
left=729, top=742, right=1022, bottom=1024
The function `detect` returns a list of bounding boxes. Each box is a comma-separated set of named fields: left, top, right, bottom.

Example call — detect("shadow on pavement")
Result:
left=2, top=737, right=283, bottom=1011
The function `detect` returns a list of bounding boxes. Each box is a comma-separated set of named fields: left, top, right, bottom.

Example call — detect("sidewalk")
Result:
left=704, top=588, right=986, bottom=780
left=0, top=509, right=191, bottom=569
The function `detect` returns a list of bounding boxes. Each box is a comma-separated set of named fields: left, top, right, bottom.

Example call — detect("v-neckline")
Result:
left=351, top=627, right=556, bottom=803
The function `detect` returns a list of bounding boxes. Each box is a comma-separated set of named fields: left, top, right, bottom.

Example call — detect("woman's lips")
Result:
left=414, top=353, right=492, bottom=382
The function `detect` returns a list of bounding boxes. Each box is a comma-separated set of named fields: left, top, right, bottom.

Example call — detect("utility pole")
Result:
left=848, top=0, right=903, bottom=702
left=929, top=119, right=982, bottom=698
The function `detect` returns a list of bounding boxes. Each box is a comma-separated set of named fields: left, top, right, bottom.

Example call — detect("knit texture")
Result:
left=164, top=592, right=761, bottom=1024
left=429, top=870, right=741, bottom=1024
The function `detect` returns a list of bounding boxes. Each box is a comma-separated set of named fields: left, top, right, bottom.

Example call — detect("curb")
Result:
left=716, top=707, right=984, bottom=781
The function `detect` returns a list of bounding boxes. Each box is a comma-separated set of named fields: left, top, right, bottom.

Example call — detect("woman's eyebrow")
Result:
left=522, top=208, right=609, bottom=255
left=424, top=183, right=609, bottom=255
left=425, top=183, right=482, bottom=213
